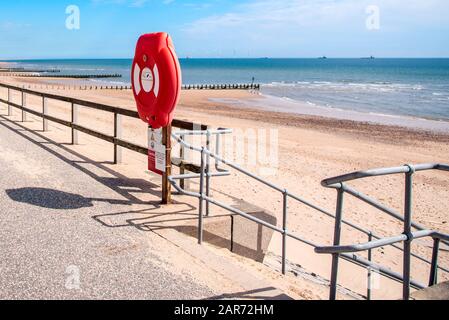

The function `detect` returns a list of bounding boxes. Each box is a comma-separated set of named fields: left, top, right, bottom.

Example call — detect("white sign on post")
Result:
left=148, top=128, right=166, bottom=175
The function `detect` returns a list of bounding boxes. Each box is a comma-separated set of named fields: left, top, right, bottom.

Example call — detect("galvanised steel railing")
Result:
left=172, top=128, right=233, bottom=209
left=315, top=164, right=449, bottom=300
left=169, top=130, right=449, bottom=300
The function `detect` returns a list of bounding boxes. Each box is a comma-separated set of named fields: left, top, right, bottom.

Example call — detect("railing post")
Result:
left=113, top=112, right=122, bottom=164
left=205, top=130, right=211, bottom=216
left=215, top=130, right=224, bottom=170
left=230, top=215, right=235, bottom=252
left=330, top=187, right=345, bottom=300
left=21, top=91, right=27, bottom=122
left=179, top=134, right=186, bottom=190
left=198, top=147, right=206, bottom=244
left=282, top=190, right=288, bottom=275
left=71, top=103, right=78, bottom=144
left=7, top=88, right=12, bottom=116
left=429, top=238, right=440, bottom=287
left=403, top=166, right=415, bottom=300
left=367, top=232, right=373, bottom=300
left=162, top=125, right=172, bottom=205
left=42, top=97, right=49, bottom=132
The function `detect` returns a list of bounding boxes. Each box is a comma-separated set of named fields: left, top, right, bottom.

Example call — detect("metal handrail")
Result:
left=317, top=163, right=449, bottom=300
left=169, top=134, right=444, bottom=298
left=170, top=131, right=373, bottom=236
left=316, top=230, right=449, bottom=254
left=322, top=163, right=449, bottom=188
left=322, top=164, right=449, bottom=249
left=170, top=171, right=427, bottom=292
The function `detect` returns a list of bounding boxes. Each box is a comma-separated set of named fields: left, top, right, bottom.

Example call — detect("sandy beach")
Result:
left=1, top=72, right=448, bottom=299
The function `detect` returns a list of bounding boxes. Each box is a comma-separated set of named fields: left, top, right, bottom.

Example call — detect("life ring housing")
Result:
left=131, top=32, right=182, bottom=129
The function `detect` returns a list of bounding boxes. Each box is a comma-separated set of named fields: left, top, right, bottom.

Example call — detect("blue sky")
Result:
left=0, top=0, right=448, bottom=59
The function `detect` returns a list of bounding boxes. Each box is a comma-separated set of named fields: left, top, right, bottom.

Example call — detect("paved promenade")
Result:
left=0, top=114, right=224, bottom=299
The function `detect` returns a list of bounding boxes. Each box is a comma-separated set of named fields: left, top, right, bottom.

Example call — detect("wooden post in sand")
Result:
left=21, top=91, right=27, bottom=122
left=113, top=113, right=123, bottom=164
left=7, top=88, right=12, bottom=116
left=42, top=97, right=49, bottom=132
left=71, top=103, right=79, bottom=144
left=162, top=125, right=172, bottom=205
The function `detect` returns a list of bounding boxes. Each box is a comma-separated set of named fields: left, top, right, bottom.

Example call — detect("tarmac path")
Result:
left=0, top=114, right=221, bottom=300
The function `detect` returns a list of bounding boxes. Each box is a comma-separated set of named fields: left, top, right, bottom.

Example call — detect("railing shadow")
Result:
left=204, top=287, right=293, bottom=300
left=0, top=114, right=205, bottom=230
left=0, top=115, right=275, bottom=256
left=92, top=205, right=198, bottom=229
left=0, top=114, right=164, bottom=205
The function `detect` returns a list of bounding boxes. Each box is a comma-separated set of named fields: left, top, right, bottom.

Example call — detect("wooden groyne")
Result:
left=11, top=83, right=261, bottom=91
left=9, top=73, right=122, bottom=79
left=181, top=83, right=260, bottom=90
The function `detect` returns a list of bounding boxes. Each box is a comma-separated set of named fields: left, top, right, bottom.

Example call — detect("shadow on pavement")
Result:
left=205, top=287, right=293, bottom=300
left=5, top=187, right=138, bottom=210
left=0, top=116, right=160, bottom=205
left=6, top=188, right=94, bottom=210
left=0, top=115, right=200, bottom=223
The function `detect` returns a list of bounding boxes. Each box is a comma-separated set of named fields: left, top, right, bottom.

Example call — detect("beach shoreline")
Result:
left=1, top=73, right=449, bottom=142
left=212, top=93, right=449, bottom=134
left=3, top=58, right=449, bottom=131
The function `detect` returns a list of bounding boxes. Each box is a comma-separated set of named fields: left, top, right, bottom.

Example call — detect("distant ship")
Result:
left=362, top=56, right=375, bottom=59
left=318, top=56, right=327, bottom=59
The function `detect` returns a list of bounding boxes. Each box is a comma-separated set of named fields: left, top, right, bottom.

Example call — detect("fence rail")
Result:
left=316, top=164, right=449, bottom=300
left=0, top=82, right=206, bottom=169
left=169, top=131, right=449, bottom=300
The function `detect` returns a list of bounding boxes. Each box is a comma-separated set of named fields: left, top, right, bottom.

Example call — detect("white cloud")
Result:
left=0, top=21, right=32, bottom=31
left=130, top=0, right=148, bottom=7
left=184, top=0, right=449, bottom=34
left=178, top=0, right=449, bottom=57
left=91, top=0, right=150, bottom=7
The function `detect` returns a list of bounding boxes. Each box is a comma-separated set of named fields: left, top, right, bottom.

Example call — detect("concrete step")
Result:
left=163, top=198, right=277, bottom=263
left=411, top=282, right=449, bottom=300
left=156, top=228, right=293, bottom=300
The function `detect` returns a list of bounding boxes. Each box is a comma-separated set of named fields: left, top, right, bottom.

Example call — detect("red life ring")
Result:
left=131, top=32, right=182, bottom=129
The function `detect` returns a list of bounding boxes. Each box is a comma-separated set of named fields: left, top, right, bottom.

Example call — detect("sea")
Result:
left=4, top=58, right=449, bottom=130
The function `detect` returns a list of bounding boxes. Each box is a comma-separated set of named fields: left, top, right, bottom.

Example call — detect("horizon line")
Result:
left=2, top=56, right=449, bottom=61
